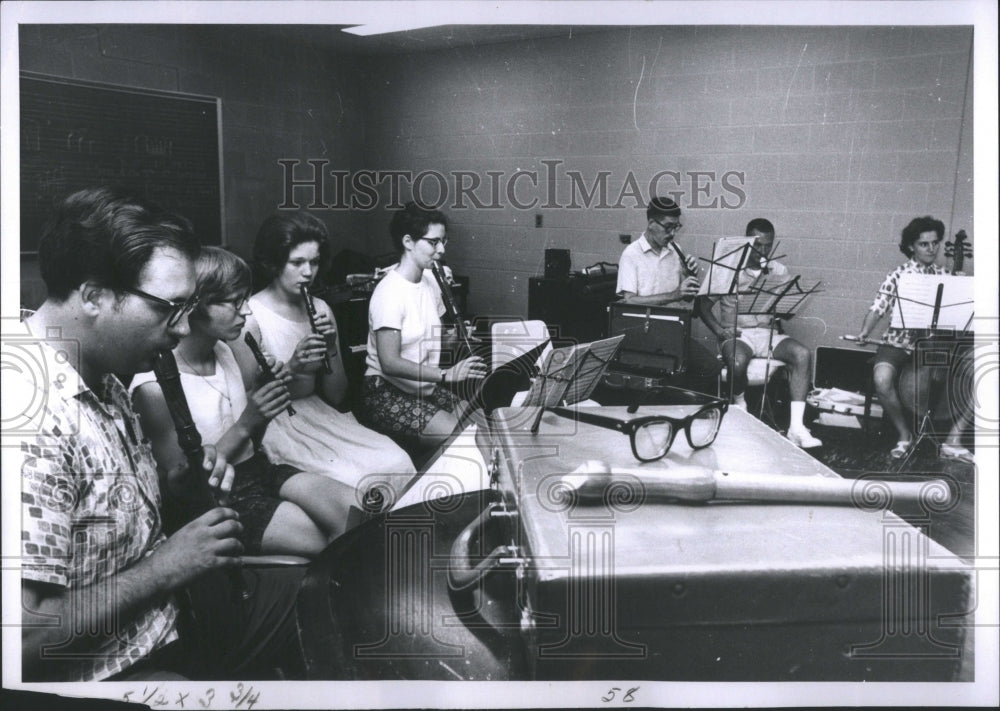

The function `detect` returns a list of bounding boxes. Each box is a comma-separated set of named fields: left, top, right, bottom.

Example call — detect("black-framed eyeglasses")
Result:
left=211, top=294, right=249, bottom=312
left=420, top=236, right=448, bottom=248
left=550, top=400, right=728, bottom=462
left=121, top=286, right=200, bottom=327
left=652, top=219, right=683, bottom=234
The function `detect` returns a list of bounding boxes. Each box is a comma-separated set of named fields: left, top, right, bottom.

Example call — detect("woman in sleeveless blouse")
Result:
left=229, top=213, right=416, bottom=497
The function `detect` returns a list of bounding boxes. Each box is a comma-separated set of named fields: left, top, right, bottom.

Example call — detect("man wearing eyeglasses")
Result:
left=16, top=187, right=304, bottom=681
left=615, top=197, right=721, bottom=381
left=616, top=196, right=700, bottom=307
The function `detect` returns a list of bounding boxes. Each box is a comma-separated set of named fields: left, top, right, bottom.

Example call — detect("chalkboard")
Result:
left=20, top=73, right=223, bottom=254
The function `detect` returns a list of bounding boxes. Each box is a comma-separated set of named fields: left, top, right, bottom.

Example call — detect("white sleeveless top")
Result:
left=131, top=341, right=254, bottom=465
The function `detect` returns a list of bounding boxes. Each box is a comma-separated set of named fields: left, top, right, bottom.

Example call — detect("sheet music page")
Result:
left=737, top=275, right=807, bottom=315
left=700, top=236, right=754, bottom=296
left=890, top=273, right=975, bottom=330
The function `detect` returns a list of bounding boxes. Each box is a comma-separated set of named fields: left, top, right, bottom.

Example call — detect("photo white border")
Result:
left=2, top=1, right=997, bottom=708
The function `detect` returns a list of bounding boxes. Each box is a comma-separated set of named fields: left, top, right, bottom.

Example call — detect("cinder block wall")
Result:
left=18, top=25, right=369, bottom=307
left=360, top=26, right=974, bottom=350
left=19, top=25, right=974, bottom=355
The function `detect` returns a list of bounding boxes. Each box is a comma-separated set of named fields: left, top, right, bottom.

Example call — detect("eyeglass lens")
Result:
left=167, top=295, right=199, bottom=327
left=634, top=421, right=674, bottom=460
left=688, top=407, right=722, bottom=447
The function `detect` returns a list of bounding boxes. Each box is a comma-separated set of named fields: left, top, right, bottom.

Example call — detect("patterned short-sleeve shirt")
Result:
left=17, top=337, right=179, bottom=681
left=869, top=259, right=947, bottom=351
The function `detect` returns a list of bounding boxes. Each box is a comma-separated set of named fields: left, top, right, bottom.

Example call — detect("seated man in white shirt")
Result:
left=615, top=196, right=720, bottom=380
left=617, top=196, right=700, bottom=306
left=701, top=218, right=822, bottom=449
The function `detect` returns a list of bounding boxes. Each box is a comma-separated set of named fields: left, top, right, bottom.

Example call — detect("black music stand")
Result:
left=735, top=274, right=821, bottom=425
left=524, top=334, right=626, bottom=433
left=700, top=237, right=785, bottom=408
left=886, top=273, right=975, bottom=471
left=455, top=338, right=551, bottom=429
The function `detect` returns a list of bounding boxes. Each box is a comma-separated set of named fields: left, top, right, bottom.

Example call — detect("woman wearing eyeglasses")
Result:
left=357, top=202, right=487, bottom=455
left=229, top=213, right=416, bottom=494
left=132, top=247, right=354, bottom=556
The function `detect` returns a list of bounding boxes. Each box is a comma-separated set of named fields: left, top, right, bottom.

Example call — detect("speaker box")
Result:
left=544, top=249, right=571, bottom=279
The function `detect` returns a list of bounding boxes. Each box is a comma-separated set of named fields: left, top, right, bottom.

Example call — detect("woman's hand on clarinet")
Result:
left=444, top=355, right=488, bottom=383
left=164, top=444, right=235, bottom=504
left=289, top=333, right=329, bottom=374
left=263, top=354, right=293, bottom=385
left=246, top=379, right=292, bottom=425
left=149, top=507, right=244, bottom=590
left=310, top=310, right=337, bottom=339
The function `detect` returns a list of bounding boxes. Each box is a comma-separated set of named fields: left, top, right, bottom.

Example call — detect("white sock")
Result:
left=789, top=401, right=806, bottom=431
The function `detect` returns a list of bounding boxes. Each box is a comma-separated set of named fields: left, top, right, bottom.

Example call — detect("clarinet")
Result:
left=151, top=350, right=250, bottom=602
left=244, top=333, right=296, bottom=417
left=430, top=261, right=474, bottom=358
left=300, top=284, right=334, bottom=373
left=671, top=241, right=698, bottom=302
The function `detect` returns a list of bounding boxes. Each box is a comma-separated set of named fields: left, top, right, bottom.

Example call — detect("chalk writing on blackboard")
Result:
left=20, top=73, right=223, bottom=253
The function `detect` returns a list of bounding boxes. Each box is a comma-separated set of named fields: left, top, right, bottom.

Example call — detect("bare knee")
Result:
left=777, top=340, right=810, bottom=369
left=872, top=366, right=897, bottom=398
left=260, top=502, right=328, bottom=557
left=422, top=409, right=458, bottom=440
left=279, top=473, right=355, bottom=538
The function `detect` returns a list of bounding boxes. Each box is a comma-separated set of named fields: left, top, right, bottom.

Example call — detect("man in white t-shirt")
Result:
left=702, top=218, right=822, bottom=449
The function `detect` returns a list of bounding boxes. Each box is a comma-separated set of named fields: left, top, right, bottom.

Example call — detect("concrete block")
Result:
left=844, top=212, right=898, bottom=242
left=703, top=69, right=758, bottom=97
left=902, top=87, right=967, bottom=120
left=874, top=55, right=945, bottom=90
left=752, top=124, right=812, bottom=153
left=69, top=51, right=133, bottom=85
left=929, top=118, right=963, bottom=151
left=847, top=27, right=914, bottom=60
left=19, top=41, right=74, bottom=76
left=846, top=181, right=929, bottom=214
left=856, top=120, right=932, bottom=152
left=808, top=122, right=859, bottom=153
left=842, top=90, right=908, bottom=122
left=849, top=152, right=901, bottom=182
left=782, top=94, right=831, bottom=124
left=744, top=180, right=849, bottom=213
left=814, top=60, right=876, bottom=93
left=756, top=65, right=815, bottom=95
left=908, top=27, right=973, bottom=55
left=895, top=151, right=962, bottom=184
left=779, top=153, right=852, bottom=182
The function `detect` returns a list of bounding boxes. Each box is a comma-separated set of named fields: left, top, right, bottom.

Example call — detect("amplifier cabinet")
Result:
left=485, top=406, right=970, bottom=681
left=528, top=276, right=612, bottom=344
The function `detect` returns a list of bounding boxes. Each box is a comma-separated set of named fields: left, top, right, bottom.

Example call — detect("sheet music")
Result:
left=890, top=273, right=975, bottom=331
left=523, top=334, right=625, bottom=407
left=738, top=275, right=805, bottom=315
left=700, top=236, right=755, bottom=296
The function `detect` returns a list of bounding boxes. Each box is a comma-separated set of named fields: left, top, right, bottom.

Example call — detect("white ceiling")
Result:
left=238, top=24, right=611, bottom=55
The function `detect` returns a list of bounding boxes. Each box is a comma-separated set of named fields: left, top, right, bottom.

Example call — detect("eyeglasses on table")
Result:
left=549, top=398, right=728, bottom=462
